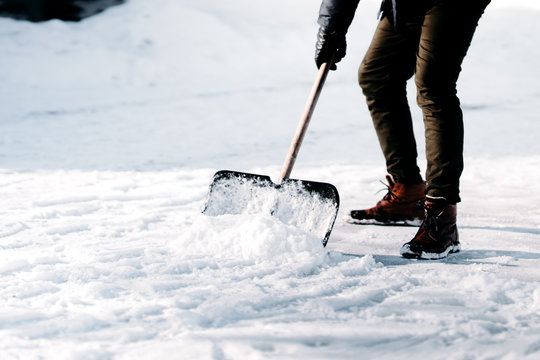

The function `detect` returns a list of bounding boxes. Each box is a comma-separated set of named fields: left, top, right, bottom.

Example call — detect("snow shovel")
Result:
left=203, top=61, right=339, bottom=246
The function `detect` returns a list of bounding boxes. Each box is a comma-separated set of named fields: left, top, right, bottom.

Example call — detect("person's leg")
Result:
left=402, top=0, right=491, bottom=259
left=352, top=13, right=426, bottom=224
left=416, top=0, right=491, bottom=203
left=358, top=15, right=423, bottom=184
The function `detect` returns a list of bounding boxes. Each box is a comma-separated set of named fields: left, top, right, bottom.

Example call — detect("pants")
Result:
left=358, top=0, right=490, bottom=203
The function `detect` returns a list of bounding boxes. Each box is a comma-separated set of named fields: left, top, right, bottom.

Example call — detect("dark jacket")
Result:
left=318, top=0, right=434, bottom=33
left=318, top=0, right=361, bottom=33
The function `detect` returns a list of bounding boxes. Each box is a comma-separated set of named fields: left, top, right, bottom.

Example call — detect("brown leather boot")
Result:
left=349, top=175, right=426, bottom=224
left=400, top=198, right=460, bottom=260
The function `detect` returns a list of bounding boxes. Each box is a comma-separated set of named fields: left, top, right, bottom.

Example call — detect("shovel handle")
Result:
left=278, top=59, right=333, bottom=183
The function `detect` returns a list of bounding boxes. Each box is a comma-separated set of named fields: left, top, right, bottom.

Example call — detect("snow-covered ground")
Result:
left=1, top=0, right=539, bottom=358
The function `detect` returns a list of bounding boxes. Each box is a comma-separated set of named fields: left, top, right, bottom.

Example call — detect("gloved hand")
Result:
left=315, top=27, right=346, bottom=70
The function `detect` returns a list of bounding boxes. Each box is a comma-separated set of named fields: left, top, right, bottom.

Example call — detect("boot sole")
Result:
left=400, top=243, right=461, bottom=260
left=347, top=217, right=424, bottom=227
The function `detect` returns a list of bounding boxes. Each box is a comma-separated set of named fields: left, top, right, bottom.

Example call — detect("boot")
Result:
left=349, top=175, right=426, bottom=224
left=400, top=198, right=460, bottom=260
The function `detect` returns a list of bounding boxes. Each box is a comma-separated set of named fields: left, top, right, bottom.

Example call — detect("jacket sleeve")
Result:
left=317, top=0, right=361, bottom=34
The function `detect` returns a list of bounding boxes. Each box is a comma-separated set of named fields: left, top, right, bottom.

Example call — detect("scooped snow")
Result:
left=1, top=0, right=540, bottom=359
left=203, top=173, right=338, bottom=244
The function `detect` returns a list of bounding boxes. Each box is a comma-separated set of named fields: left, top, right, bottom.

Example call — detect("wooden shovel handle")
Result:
left=278, top=60, right=333, bottom=183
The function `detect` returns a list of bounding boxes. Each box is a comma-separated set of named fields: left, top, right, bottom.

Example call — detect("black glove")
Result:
left=315, top=27, right=346, bottom=70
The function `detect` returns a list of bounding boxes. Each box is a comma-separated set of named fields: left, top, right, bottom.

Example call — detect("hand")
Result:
left=315, top=27, right=346, bottom=70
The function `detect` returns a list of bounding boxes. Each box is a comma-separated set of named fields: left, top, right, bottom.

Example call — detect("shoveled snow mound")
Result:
left=181, top=213, right=328, bottom=266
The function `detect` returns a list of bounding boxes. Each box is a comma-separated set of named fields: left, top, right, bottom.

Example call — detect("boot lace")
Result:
left=376, top=180, right=399, bottom=202
left=413, top=202, right=444, bottom=242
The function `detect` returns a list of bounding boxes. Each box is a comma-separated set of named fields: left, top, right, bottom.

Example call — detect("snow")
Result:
left=1, top=0, right=540, bottom=358
left=203, top=172, right=338, bottom=244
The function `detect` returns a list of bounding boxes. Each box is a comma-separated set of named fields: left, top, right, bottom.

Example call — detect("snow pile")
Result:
left=179, top=213, right=328, bottom=268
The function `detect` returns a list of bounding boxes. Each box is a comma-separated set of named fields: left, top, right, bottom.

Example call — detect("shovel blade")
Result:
left=203, top=170, right=339, bottom=246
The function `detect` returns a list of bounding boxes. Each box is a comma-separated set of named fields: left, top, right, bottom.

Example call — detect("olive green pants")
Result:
left=358, top=0, right=490, bottom=203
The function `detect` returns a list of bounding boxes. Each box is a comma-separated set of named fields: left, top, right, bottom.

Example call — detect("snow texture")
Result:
left=1, top=0, right=540, bottom=359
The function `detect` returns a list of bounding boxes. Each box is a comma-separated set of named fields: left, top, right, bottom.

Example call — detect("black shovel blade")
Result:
left=203, top=170, right=340, bottom=246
